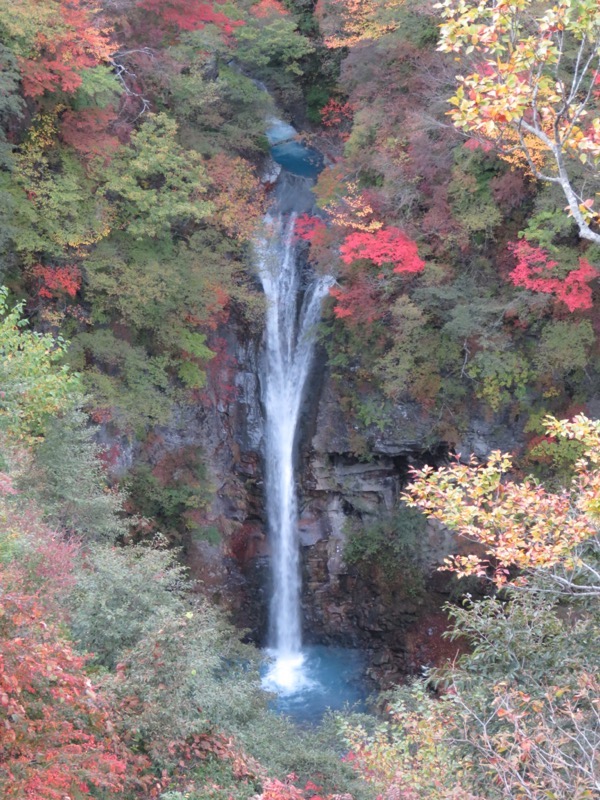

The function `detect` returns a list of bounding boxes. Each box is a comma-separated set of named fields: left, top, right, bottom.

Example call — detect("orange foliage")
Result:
left=137, top=0, right=243, bottom=34
left=329, top=271, right=384, bottom=325
left=250, top=0, right=289, bottom=19
left=259, top=775, right=331, bottom=800
left=31, top=263, right=82, bottom=299
left=316, top=0, right=404, bottom=48
left=207, top=153, right=266, bottom=240
left=59, top=107, right=121, bottom=161
left=0, top=566, right=129, bottom=799
left=18, top=0, right=112, bottom=98
left=340, top=227, right=425, bottom=274
left=407, top=415, right=600, bottom=589
left=327, top=184, right=384, bottom=233
left=320, top=99, right=354, bottom=137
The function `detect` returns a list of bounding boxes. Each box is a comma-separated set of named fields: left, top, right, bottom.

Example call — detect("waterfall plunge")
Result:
left=258, top=211, right=332, bottom=694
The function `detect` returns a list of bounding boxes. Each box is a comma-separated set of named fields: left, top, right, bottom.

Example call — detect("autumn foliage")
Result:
left=138, top=0, right=242, bottom=34
left=329, top=271, right=383, bottom=323
left=0, top=583, right=128, bottom=799
left=407, top=414, right=600, bottom=592
left=32, top=264, right=82, bottom=299
left=340, top=227, right=425, bottom=274
left=6, top=0, right=112, bottom=98
left=260, top=776, right=330, bottom=800
left=316, top=0, right=404, bottom=48
left=438, top=0, right=600, bottom=243
left=508, top=241, right=597, bottom=312
left=207, top=153, right=266, bottom=240
left=59, top=108, right=121, bottom=161
left=250, top=0, right=289, bottom=19
left=327, top=228, right=424, bottom=323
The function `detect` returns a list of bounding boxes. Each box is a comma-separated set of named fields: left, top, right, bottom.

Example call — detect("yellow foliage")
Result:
left=316, top=0, right=406, bottom=48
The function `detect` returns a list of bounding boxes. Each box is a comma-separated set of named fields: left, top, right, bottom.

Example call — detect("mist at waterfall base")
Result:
left=261, top=646, right=367, bottom=723
left=257, top=120, right=368, bottom=722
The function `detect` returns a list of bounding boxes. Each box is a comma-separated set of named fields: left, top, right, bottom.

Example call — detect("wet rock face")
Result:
left=296, top=448, right=436, bottom=682
left=288, top=367, right=524, bottom=682
left=97, top=313, right=268, bottom=630
left=99, top=302, right=522, bottom=681
left=189, top=344, right=523, bottom=675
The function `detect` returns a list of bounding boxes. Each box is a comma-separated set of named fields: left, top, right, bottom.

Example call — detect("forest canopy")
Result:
left=1, top=1, right=599, bottom=799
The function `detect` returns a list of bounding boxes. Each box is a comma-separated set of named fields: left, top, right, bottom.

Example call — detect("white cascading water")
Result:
left=258, top=210, right=332, bottom=694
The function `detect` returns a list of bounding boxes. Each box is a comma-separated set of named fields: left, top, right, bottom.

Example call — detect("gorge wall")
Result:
left=153, top=303, right=525, bottom=685
left=102, top=292, right=524, bottom=684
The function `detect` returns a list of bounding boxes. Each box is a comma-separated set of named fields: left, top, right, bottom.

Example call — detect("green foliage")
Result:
left=18, top=404, right=127, bottom=541
left=84, top=234, right=182, bottom=329
left=238, top=711, right=376, bottom=800
left=167, top=56, right=273, bottom=157
left=344, top=503, right=427, bottom=592
left=534, top=319, right=594, bottom=378
left=394, top=3, right=439, bottom=48
left=338, top=682, right=474, bottom=800
left=11, top=123, right=109, bottom=261
left=448, top=148, right=502, bottom=239
left=129, top=457, right=211, bottom=540
left=305, top=83, right=334, bottom=123
left=177, top=329, right=215, bottom=387
left=234, top=13, right=315, bottom=78
left=524, top=211, right=577, bottom=249
left=69, top=543, right=188, bottom=669
left=161, top=755, right=261, bottom=800
left=82, top=233, right=230, bottom=333
left=71, top=65, right=122, bottom=110
left=103, top=113, right=213, bottom=239
left=70, top=329, right=175, bottom=432
left=523, top=412, right=587, bottom=487
left=0, top=287, right=80, bottom=441
left=0, top=43, right=23, bottom=172
left=468, top=346, right=532, bottom=412
left=434, top=590, right=600, bottom=799
left=105, top=602, right=265, bottom=767
left=444, top=591, right=596, bottom=686
left=0, top=43, right=24, bottom=123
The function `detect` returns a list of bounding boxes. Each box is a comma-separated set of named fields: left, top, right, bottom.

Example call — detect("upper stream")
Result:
left=266, top=118, right=324, bottom=179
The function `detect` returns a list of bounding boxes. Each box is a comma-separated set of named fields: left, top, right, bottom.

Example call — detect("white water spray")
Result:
left=258, top=211, right=331, bottom=694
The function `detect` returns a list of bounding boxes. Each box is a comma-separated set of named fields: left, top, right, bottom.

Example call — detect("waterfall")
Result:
left=254, top=117, right=368, bottom=717
left=258, top=200, right=331, bottom=694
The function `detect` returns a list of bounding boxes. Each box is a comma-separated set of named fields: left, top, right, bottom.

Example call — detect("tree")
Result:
left=105, top=603, right=265, bottom=768
left=137, top=0, right=242, bottom=35
left=406, top=414, right=600, bottom=597
left=437, top=0, right=600, bottom=243
left=103, top=112, right=213, bottom=239
left=9, top=114, right=111, bottom=262
left=0, top=565, right=128, bottom=799
left=234, top=3, right=315, bottom=77
left=68, top=543, right=187, bottom=668
left=340, top=683, right=481, bottom=800
left=316, top=0, right=406, bottom=48
left=206, top=152, right=266, bottom=241
left=436, top=592, right=600, bottom=800
left=19, top=404, right=127, bottom=541
left=343, top=416, right=600, bottom=800
left=0, top=0, right=112, bottom=99
left=508, top=240, right=597, bottom=312
left=340, top=227, right=425, bottom=273
left=0, top=287, right=80, bottom=442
